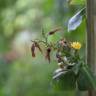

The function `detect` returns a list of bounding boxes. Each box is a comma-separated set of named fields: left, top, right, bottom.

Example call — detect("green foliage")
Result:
left=0, top=0, right=16, bottom=9
left=77, top=64, right=96, bottom=90
left=53, top=63, right=96, bottom=91
left=31, top=24, right=96, bottom=91
left=52, top=69, right=76, bottom=90
left=69, top=0, right=86, bottom=5
left=0, top=0, right=94, bottom=95
left=2, top=56, right=75, bottom=96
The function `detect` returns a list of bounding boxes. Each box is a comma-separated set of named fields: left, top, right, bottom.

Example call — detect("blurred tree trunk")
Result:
left=87, top=0, right=96, bottom=96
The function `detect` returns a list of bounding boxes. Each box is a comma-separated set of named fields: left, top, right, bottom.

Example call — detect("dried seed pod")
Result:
left=31, top=43, right=36, bottom=57
left=45, top=47, right=51, bottom=63
left=48, top=27, right=61, bottom=35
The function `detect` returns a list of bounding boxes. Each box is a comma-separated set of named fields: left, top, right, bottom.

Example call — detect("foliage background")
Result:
left=0, top=0, right=86, bottom=96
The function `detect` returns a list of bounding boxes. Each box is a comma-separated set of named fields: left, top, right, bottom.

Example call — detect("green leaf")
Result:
left=68, top=7, right=86, bottom=32
left=77, top=64, right=96, bottom=91
left=69, top=0, right=85, bottom=5
left=72, top=63, right=81, bottom=75
left=52, top=69, right=76, bottom=90
left=47, top=32, right=61, bottom=43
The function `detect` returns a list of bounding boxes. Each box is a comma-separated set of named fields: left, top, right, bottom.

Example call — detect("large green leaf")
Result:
left=77, top=64, right=96, bottom=91
left=68, top=8, right=86, bottom=32
left=52, top=69, right=76, bottom=90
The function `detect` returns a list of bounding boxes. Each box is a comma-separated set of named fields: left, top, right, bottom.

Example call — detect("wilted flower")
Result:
left=31, top=43, right=36, bottom=57
left=71, top=42, right=81, bottom=50
left=45, top=47, right=51, bottom=63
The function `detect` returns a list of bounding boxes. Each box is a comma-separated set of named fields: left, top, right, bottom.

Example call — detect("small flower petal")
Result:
left=71, top=42, right=81, bottom=50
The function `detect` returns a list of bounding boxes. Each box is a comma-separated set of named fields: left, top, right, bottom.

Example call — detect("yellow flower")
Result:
left=71, top=42, right=81, bottom=50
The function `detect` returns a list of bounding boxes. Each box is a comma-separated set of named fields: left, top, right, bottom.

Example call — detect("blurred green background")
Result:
left=0, top=0, right=86, bottom=96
